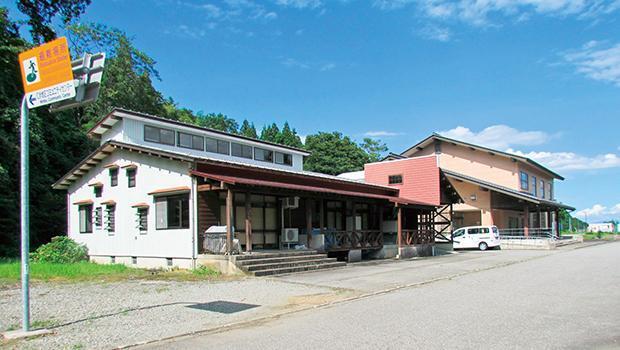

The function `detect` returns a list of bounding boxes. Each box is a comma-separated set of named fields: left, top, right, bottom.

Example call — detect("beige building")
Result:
left=394, top=134, right=574, bottom=237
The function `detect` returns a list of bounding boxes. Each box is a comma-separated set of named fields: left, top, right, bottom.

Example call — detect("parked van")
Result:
left=453, top=225, right=501, bottom=251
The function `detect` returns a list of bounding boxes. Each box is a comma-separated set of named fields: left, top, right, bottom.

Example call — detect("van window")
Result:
left=453, top=229, right=465, bottom=237
left=468, top=228, right=480, bottom=234
left=480, top=227, right=490, bottom=234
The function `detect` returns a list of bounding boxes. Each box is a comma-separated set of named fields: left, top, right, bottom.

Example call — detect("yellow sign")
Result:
left=18, top=37, right=75, bottom=109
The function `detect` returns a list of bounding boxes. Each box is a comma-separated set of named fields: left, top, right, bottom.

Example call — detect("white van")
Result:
left=452, top=225, right=501, bottom=251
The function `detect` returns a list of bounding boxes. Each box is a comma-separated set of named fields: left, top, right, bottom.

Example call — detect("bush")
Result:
left=31, top=236, right=88, bottom=264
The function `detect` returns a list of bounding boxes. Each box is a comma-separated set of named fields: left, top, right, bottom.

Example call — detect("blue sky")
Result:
left=6, top=0, right=620, bottom=221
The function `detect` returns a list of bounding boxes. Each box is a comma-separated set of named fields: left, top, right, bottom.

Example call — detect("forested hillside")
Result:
left=0, top=2, right=387, bottom=256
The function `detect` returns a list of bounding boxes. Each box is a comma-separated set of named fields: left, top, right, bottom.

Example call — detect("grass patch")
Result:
left=582, top=233, right=617, bottom=241
left=0, top=260, right=222, bottom=285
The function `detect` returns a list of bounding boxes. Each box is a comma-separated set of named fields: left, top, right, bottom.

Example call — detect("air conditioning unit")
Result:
left=282, top=196, right=299, bottom=209
left=282, top=228, right=299, bottom=243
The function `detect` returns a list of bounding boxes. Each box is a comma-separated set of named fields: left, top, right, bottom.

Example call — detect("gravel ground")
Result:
left=0, top=277, right=339, bottom=349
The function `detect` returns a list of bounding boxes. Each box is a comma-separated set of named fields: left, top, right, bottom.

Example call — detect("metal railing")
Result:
left=323, top=230, right=383, bottom=251
left=498, top=228, right=557, bottom=240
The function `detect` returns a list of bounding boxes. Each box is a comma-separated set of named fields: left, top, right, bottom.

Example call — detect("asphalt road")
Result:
left=144, top=242, right=620, bottom=350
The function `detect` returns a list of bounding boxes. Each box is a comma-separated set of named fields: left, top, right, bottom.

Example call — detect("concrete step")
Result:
left=252, top=262, right=347, bottom=277
left=234, top=250, right=318, bottom=261
left=235, top=254, right=331, bottom=266
left=243, top=258, right=340, bottom=272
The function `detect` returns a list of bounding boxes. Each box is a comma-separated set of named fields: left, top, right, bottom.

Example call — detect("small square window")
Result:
left=254, top=147, right=273, bottom=162
left=166, top=258, right=173, bottom=267
left=388, top=175, right=403, bottom=184
left=275, top=152, right=292, bottom=166
left=94, top=186, right=102, bottom=198
left=110, top=256, right=115, bottom=264
left=132, top=256, right=137, bottom=265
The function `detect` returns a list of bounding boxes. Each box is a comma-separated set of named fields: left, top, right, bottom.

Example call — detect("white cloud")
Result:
left=563, top=41, right=620, bottom=87
left=507, top=149, right=620, bottom=171
left=364, top=131, right=403, bottom=137
left=373, top=0, right=414, bottom=10
left=320, top=63, right=336, bottom=71
left=281, top=58, right=336, bottom=72
left=274, top=0, right=322, bottom=9
left=575, top=203, right=620, bottom=219
left=281, top=57, right=311, bottom=69
left=439, top=125, right=550, bottom=149
left=417, top=24, right=452, bottom=42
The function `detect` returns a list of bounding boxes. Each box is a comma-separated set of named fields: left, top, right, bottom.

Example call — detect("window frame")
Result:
left=520, top=171, right=529, bottom=191
left=531, top=175, right=537, bottom=197
left=94, top=185, right=102, bottom=198
left=274, top=151, right=293, bottom=166
left=231, top=142, right=253, bottom=159
left=540, top=180, right=545, bottom=199
left=109, top=168, right=118, bottom=187
left=205, top=137, right=230, bottom=155
left=105, top=205, right=116, bottom=233
left=155, top=194, right=190, bottom=230
left=388, top=174, right=403, bottom=185
left=78, top=204, right=93, bottom=234
left=254, top=147, right=273, bottom=163
left=177, top=131, right=204, bottom=151
left=144, top=125, right=175, bottom=146
left=127, top=168, right=137, bottom=188
left=94, top=207, right=102, bottom=229
left=137, top=207, right=148, bottom=233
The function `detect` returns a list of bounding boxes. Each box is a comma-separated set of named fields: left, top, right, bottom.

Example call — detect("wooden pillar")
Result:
left=537, top=207, right=542, bottom=230
left=306, top=198, right=312, bottom=248
left=226, top=188, right=233, bottom=254
left=397, top=205, right=402, bottom=254
left=351, top=201, right=357, bottom=248
left=245, top=192, right=252, bottom=253
left=379, top=205, right=384, bottom=234
left=319, top=199, right=325, bottom=235
left=555, top=209, right=560, bottom=237
left=523, top=205, right=529, bottom=237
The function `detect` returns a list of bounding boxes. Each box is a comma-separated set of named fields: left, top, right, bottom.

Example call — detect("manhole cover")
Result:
left=186, top=301, right=260, bottom=314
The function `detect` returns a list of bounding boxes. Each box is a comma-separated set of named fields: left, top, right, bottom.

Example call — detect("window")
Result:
left=540, top=180, right=545, bottom=199
left=110, top=168, right=118, bottom=187
left=127, top=168, right=136, bottom=188
left=94, top=186, right=102, bottom=198
left=110, top=256, right=115, bottom=264
left=105, top=205, right=116, bottom=233
left=95, top=207, right=102, bottom=229
left=532, top=175, right=537, bottom=196
left=132, top=257, right=137, bottom=265
left=177, top=131, right=204, bottom=151
left=144, top=125, right=175, bottom=145
left=548, top=182, right=553, bottom=200
left=206, top=137, right=230, bottom=155
left=275, top=152, right=293, bottom=166
left=166, top=258, right=173, bottom=267
left=78, top=205, right=93, bottom=233
left=254, top=147, right=273, bottom=162
left=468, top=227, right=481, bottom=234
left=137, top=208, right=148, bottom=232
left=231, top=142, right=253, bottom=159
left=388, top=175, right=403, bottom=184
left=155, top=194, right=190, bottom=229
left=453, top=229, right=465, bottom=237
left=520, top=171, right=529, bottom=190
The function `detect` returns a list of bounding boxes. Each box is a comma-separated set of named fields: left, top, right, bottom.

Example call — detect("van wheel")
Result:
left=479, top=242, right=488, bottom=251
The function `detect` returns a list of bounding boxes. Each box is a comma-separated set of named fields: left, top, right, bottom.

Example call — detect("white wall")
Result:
left=67, top=149, right=195, bottom=260
left=110, top=117, right=305, bottom=172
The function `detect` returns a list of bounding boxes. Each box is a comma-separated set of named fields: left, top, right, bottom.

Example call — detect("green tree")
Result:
left=66, top=23, right=166, bottom=129
left=260, top=123, right=280, bottom=143
left=239, top=119, right=258, bottom=138
left=17, top=0, right=92, bottom=44
left=279, top=122, right=303, bottom=148
left=360, top=137, right=388, bottom=162
left=304, top=132, right=370, bottom=175
left=197, top=112, right=238, bottom=133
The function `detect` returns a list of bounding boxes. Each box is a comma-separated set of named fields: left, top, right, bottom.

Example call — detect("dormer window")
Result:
left=206, top=137, right=230, bottom=155
left=144, top=125, right=175, bottom=145
left=388, top=175, right=403, bottom=185
left=232, top=142, right=253, bottom=159
left=177, top=131, right=204, bottom=151
left=254, top=147, right=273, bottom=162
left=275, top=152, right=292, bottom=166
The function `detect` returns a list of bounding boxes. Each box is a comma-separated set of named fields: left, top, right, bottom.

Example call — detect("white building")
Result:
left=54, top=108, right=438, bottom=269
left=587, top=222, right=615, bottom=233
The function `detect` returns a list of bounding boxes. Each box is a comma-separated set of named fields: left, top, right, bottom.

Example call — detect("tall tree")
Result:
left=279, top=122, right=303, bottom=148
left=239, top=119, right=258, bottom=138
left=304, top=132, right=370, bottom=175
left=360, top=137, right=388, bottom=162
left=66, top=23, right=166, bottom=129
left=260, top=123, right=280, bottom=143
left=197, top=112, right=238, bottom=133
left=17, top=0, right=92, bottom=44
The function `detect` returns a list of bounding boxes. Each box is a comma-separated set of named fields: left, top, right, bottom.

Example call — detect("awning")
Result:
left=442, top=169, right=574, bottom=211
left=101, top=200, right=116, bottom=206
left=131, top=202, right=149, bottom=208
left=88, top=182, right=103, bottom=187
left=148, top=186, right=191, bottom=196
left=73, top=199, right=93, bottom=205
left=121, top=164, right=137, bottom=169
left=190, top=170, right=435, bottom=207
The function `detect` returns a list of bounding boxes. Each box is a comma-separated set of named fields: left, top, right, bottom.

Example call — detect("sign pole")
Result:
left=20, top=95, right=30, bottom=332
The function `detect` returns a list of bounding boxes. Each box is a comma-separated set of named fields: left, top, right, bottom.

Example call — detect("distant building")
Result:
left=587, top=222, right=615, bottom=233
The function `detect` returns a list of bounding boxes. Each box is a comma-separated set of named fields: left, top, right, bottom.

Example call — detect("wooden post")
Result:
left=245, top=192, right=252, bottom=253
left=306, top=198, right=312, bottom=248
left=555, top=209, right=560, bottom=237
left=523, top=205, right=529, bottom=237
left=226, top=188, right=233, bottom=254
left=397, top=205, right=402, bottom=256
left=379, top=205, right=384, bottom=234
left=319, top=199, right=325, bottom=235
